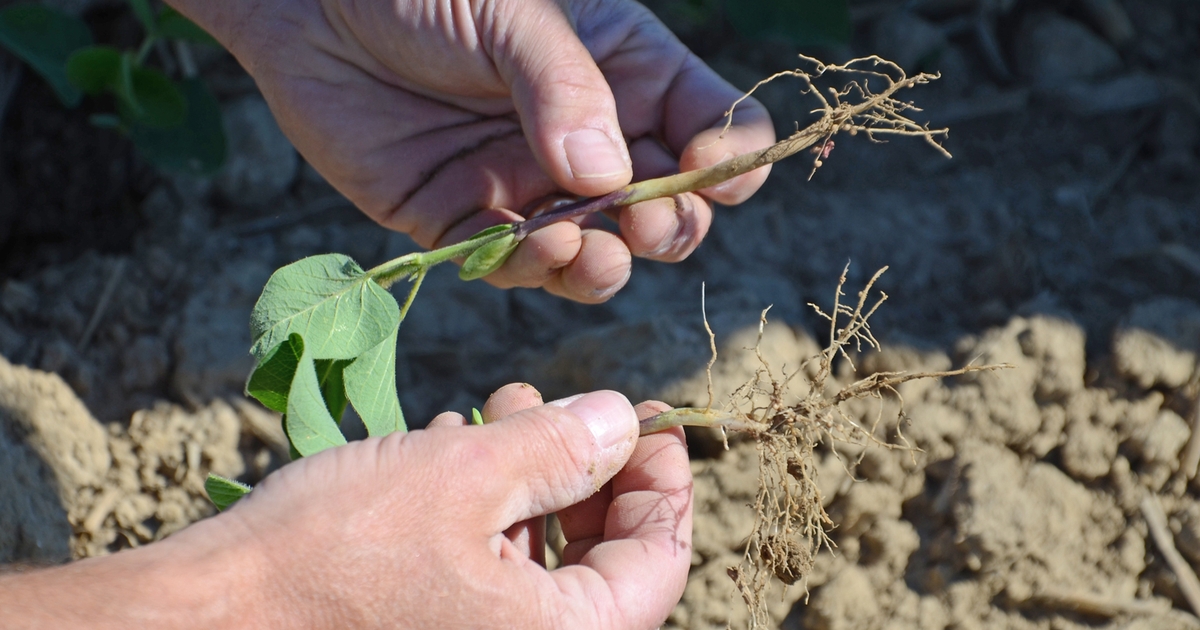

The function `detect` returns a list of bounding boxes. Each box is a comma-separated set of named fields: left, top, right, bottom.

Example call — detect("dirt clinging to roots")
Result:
left=711, top=267, right=1006, bottom=627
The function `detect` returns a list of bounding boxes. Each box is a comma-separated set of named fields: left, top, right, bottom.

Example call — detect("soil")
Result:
left=2, top=0, right=1200, bottom=628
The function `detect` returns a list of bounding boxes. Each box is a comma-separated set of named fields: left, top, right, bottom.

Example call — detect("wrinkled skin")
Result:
left=178, top=0, right=774, bottom=302
left=0, top=387, right=694, bottom=629
left=0, top=1, right=767, bottom=626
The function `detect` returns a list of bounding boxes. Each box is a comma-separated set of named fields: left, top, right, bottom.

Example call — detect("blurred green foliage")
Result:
left=725, top=0, right=850, bottom=46
left=0, top=0, right=226, bottom=175
left=650, top=0, right=851, bottom=47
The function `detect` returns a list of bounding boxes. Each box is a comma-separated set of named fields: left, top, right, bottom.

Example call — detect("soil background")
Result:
left=1, top=0, right=1199, bottom=628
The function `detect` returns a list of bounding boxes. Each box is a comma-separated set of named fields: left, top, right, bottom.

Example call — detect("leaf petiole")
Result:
left=367, top=224, right=517, bottom=288
left=134, top=35, right=154, bottom=66
left=397, top=266, right=427, bottom=324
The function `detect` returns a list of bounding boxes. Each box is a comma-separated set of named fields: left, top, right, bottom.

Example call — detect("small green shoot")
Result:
left=471, top=408, right=484, bottom=426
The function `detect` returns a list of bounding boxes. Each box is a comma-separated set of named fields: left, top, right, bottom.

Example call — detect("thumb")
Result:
left=491, top=3, right=632, bottom=196
left=474, top=390, right=639, bottom=526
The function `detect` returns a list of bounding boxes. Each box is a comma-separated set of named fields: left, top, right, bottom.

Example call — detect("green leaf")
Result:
left=282, top=415, right=301, bottom=461
left=344, top=327, right=406, bottom=436
left=132, top=66, right=186, bottom=128
left=126, top=0, right=156, bottom=36
left=248, top=334, right=349, bottom=457
left=66, top=45, right=121, bottom=95
left=465, top=224, right=514, bottom=240
left=88, top=113, right=124, bottom=130
left=724, top=0, right=850, bottom=47
left=113, top=51, right=138, bottom=116
left=205, top=473, right=251, bottom=511
left=0, top=4, right=92, bottom=107
left=250, top=254, right=401, bottom=362
left=117, top=66, right=186, bottom=128
left=315, top=359, right=351, bottom=423
left=246, top=333, right=304, bottom=413
left=285, top=335, right=348, bottom=457
left=471, top=408, right=484, bottom=425
left=157, top=6, right=219, bottom=46
left=459, top=233, right=517, bottom=281
left=128, top=77, right=226, bottom=174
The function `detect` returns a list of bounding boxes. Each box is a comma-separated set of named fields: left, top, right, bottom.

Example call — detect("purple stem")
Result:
left=513, top=189, right=635, bottom=240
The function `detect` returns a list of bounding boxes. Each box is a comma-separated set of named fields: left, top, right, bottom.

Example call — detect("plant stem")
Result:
left=135, top=36, right=156, bottom=66
left=514, top=124, right=830, bottom=240
left=366, top=228, right=516, bottom=288
left=639, top=407, right=762, bottom=436
left=363, top=123, right=826, bottom=288
left=363, top=60, right=948, bottom=286
left=397, top=267, right=427, bottom=323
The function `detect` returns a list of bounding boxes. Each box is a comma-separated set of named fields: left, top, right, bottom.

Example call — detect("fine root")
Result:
left=716, top=54, right=952, bottom=182
left=640, top=266, right=1009, bottom=627
left=737, top=266, right=1007, bottom=627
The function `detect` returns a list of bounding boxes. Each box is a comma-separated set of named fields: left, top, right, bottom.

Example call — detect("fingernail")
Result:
left=562, top=391, right=635, bottom=449
left=564, top=129, right=629, bottom=180
left=547, top=393, right=585, bottom=408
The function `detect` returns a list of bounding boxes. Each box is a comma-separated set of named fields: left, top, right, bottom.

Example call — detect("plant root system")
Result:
left=641, top=266, right=1010, bottom=627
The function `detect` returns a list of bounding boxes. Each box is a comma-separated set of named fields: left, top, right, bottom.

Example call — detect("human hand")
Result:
left=172, top=0, right=774, bottom=302
left=209, top=386, right=692, bottom=628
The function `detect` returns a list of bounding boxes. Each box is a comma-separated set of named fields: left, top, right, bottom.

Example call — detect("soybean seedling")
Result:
left=206, top=57, right=976, bottom=605
left=202, top=56, right=1009, bottom=622
left=0, top=0, right=226, bottom=173
left=205, top=56, right=951, bottom=505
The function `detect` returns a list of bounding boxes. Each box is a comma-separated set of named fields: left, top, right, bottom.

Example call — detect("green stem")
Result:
left=360, top=111, right=834, bottom=287
left=135, top=36, right=156, bottom=66
left=364, top=69, right=945, bottom=285
left=366, top=227, right=517, bottom=289
left=638, top=407, right=763, bottom=436
left=512, top=125, right=831, bottom=240
left=397, top=267, right=427, bottom=324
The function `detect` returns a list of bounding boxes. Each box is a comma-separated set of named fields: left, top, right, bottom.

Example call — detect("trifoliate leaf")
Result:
left=284, top=334, right=348, bottom=456
left=315, top=358, right=352, bottom=423
left=250, top=254, right=401, bottom=361
left=344, top=327, right=406, bottom=436
left=245, top=332, right=304, bottom=413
